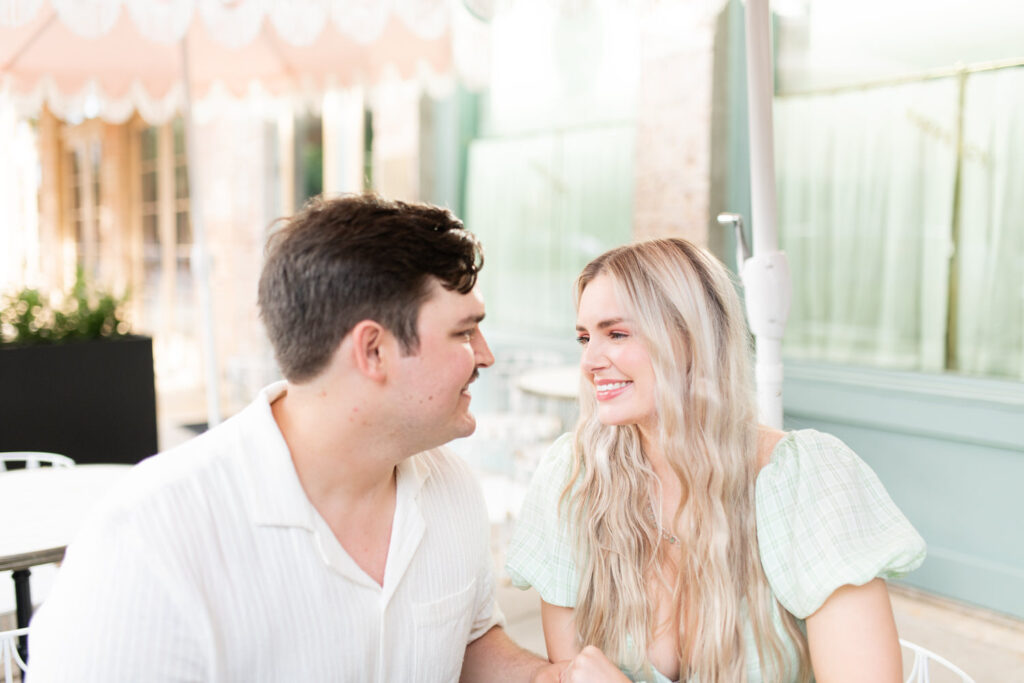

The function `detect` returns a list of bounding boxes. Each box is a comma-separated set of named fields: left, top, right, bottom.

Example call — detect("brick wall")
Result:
left=632, top=1, right=723, bottom=246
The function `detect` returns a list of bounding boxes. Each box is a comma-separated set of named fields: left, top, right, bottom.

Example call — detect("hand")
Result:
left=531, top=660, right=569, bottom=683
left=560, top=646, right=631, bottom=682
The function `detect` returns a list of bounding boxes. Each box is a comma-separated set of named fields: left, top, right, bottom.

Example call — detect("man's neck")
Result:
left=271, top=383, right=406, bottom=585
left=271, top=383, right=405, bottom=505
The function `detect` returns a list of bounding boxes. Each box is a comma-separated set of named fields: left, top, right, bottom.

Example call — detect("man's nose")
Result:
left=474, top=331, right=495, bottom=368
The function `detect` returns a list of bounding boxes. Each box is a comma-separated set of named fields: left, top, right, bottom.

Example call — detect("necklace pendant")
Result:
left=647, top=504, right=679, bottom=544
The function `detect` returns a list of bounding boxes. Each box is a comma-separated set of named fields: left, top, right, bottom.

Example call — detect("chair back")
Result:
left=0, top=451, right=75, bottom=471
left=901, top=639, right=976, bottom=683
left=0, top=627, right=27, bottom=683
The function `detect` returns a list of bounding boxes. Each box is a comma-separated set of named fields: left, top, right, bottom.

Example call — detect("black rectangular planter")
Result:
left=0, top=335, right=158, bottom=465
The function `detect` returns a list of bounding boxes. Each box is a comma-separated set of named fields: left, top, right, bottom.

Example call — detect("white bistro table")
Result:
left=515, top=364, right=581, bottom=401
left=0, top=464, right=131, bottom=662
left=515, top=364, right=582, bottom=433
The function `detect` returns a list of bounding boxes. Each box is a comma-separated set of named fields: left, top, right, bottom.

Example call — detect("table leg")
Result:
left=12, top=568, right=32, bottom=665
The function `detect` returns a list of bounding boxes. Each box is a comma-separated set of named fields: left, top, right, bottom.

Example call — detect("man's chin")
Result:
left=454, top=414, right=477, bottom=440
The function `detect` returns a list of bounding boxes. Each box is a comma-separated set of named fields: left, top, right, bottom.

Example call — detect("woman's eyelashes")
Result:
left=575, top=330, right=629, bottom=345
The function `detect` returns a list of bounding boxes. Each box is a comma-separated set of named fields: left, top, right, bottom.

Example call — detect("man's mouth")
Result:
left=462, top=370, right=480, bottom=394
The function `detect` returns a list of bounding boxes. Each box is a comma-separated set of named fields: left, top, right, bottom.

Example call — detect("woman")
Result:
left=506, top=238, right=925, bottom=682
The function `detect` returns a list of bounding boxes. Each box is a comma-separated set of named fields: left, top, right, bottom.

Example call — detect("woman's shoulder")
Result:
left=505, top=432, right=581, bottom=606
left=756, top=425, right=787, bottom=472
left=755, top=428, right=890, bottom=525
left=536, top=432, right=575, bottom=473
left=754, top=428, right=926, bottom=618
left=756, top=428, right=868, bottom=484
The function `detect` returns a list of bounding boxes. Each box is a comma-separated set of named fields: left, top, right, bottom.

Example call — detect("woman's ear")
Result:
left=349, top=320, right=389, bottom=381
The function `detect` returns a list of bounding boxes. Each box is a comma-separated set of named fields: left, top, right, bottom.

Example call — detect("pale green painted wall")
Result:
left=783, top=360, right=1024, bottom=620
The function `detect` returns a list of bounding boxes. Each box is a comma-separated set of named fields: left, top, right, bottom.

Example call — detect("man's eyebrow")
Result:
left=456, top=313, right=486, bottom=326
left=575, top=317, right=627, bottom=332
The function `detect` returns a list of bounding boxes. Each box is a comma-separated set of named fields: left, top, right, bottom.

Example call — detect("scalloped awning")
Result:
left=0, top=0, right=455, bottom=123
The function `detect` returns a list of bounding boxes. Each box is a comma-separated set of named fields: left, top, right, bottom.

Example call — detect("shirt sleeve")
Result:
left=465, top=468, right=507, bottom=642
left=26, top=512, right=208, bottom=682
left=755, top=430, right=927, bottom=619
left=504, top=434, right=579, bottom=607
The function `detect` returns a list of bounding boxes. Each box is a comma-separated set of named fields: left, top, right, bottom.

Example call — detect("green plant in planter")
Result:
left=0, top=269, right=130, bottom=346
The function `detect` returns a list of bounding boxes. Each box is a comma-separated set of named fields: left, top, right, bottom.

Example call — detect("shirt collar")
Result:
left=238, top=381, right=434, bottom=529
left=237, top=381, right=314, bottom=529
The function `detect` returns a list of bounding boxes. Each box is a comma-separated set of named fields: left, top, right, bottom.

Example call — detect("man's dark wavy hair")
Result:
left=258, top=193, right=483, bottom=382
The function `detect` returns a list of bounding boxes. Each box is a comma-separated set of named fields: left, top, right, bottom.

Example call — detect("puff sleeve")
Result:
left=504, top=434, right=580, bottom=607
left=755, top=430, right=927, bottom=619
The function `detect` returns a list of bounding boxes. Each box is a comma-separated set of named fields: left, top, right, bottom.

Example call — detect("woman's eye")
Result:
left=609, top=331, right=627, bottom=340
left=576, top=335, right=589, bottom=345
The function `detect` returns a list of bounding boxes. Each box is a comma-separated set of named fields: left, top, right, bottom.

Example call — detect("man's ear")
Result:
left=349, top=320, right=390, bottom=381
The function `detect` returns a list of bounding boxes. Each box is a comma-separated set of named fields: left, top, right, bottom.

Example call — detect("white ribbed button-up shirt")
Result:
left=27, top=382, right=504, bottom=682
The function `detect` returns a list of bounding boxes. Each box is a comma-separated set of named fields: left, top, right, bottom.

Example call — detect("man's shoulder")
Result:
left=411, top=446, right=476, bottom=487
left=89, top=407, right=262, bottom=535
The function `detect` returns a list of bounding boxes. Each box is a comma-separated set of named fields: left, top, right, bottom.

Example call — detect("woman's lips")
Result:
left=595, top=380, right=632, bottom=401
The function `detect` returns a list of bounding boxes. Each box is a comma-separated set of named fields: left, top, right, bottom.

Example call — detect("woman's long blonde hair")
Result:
left=567, top=238, right=810, bottom=682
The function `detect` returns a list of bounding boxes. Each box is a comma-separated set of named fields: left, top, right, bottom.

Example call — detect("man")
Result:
left=28, top=194, right=562, bottom=681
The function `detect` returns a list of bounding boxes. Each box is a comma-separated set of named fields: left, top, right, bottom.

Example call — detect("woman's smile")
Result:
left=594, top=379, right=633, bottom=401
left=576, top=275, right=658, bottom=430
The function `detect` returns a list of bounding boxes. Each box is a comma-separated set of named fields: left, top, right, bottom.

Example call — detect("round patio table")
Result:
left=516, top=364, right=581, bottom=400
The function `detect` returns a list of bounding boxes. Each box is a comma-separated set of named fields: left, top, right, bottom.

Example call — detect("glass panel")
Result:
left=363, top=108, right=373, bottom=190
left=775, top=79, right=958, bottom=372
left=294, top=114, right=323, bottom=203
left=140, top=127, right=158, bottom=161
left=175, top=211, right=191, bottom=245
left=91, top=141, right=101, bottom=209
left=143, top=214, right=159, bottom=245
left=956, top=68, right=1024, bottom=380
left=175, top=164, right=189, bottom=200
left=465, top=125, right=634, bottom=337
left=69, top=150, right=81, bottom=209
left=776, top=0, right=1024, bottom=93
left=173, top=117, right=186, bottom=155
left=142, top=171, right=157, bottom=203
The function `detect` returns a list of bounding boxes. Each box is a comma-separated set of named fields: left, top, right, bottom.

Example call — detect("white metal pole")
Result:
left=744, top=0, right=777, bottom=256
left=741, top=0, right=790, bottom=428
left=180, top=38, right=222, bottom=428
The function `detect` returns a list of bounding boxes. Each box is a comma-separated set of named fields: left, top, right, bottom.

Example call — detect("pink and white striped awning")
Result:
left=0, top=0, right=460, bottom=123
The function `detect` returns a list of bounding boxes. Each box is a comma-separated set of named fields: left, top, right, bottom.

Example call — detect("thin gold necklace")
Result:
left=647, top=505, right=678, bottom=544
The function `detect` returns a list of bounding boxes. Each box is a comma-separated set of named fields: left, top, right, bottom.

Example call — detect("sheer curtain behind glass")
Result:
left=775, top=80, right=959, bottom=372
left=464, top=126, right=634, bottom=337
left=957, top=67, right=1024, bottom=379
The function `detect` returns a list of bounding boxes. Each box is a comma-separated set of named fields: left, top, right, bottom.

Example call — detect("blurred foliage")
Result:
left=0, top=269, right=130, bottom=346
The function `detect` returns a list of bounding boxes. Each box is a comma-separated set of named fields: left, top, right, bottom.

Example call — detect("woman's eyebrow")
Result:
left=575, top=317, right=628, bottom=332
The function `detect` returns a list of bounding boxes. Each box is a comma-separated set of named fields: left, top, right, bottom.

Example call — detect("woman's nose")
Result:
left=580, top=340, right=608, bottom=373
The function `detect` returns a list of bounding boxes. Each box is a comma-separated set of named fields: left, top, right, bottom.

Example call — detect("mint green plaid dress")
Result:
left=505, top=430, right=927, bottom=682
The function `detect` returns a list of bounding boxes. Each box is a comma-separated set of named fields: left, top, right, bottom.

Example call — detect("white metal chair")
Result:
left=0, top=452, right=75, bottom=471
left=0, top=627, right=27, bottom=683
left=0, top=452, right=74, bottom=650
left=901, top=639, right=976, bottom=683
